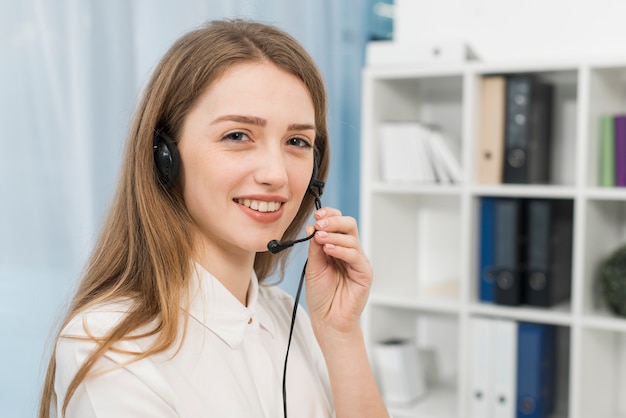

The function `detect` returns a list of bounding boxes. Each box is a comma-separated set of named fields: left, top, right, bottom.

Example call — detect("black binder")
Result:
left=494, top=198, right=526, bottom=306
left=524, top=199, right=574, bottom=307
left=503, top=75, right=554, bottom=184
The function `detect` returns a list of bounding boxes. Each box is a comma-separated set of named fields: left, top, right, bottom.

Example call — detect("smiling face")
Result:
left=177, top=61, right=316, bottom=262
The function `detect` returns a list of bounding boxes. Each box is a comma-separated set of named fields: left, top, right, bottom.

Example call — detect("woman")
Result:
left=39, top=19, right=388, bottom=418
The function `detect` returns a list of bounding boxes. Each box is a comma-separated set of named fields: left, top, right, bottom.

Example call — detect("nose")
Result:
left=254, top=146, right=289, bottom=188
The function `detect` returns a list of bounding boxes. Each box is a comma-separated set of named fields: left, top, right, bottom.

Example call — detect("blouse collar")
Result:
left=185, top=262, right=276, bottom=348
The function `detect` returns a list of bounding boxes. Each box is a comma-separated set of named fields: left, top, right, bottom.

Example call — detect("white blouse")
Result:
left=54, top=263, right=334, bottom=418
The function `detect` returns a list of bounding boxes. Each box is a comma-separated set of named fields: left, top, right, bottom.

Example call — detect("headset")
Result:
left=153, top=128, right=181, bottom=189
left=153, top=127, right=325, bottom=418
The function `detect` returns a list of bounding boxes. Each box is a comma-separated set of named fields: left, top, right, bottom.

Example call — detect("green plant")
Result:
left=600, top=244, right=626, bottom=317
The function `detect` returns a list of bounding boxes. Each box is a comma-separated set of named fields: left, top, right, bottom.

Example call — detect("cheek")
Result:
left=180, top=156, right=223, bottom=212
left=290, top=160, right=313, bottom=190
left=293, top=176, right=313, bottom=217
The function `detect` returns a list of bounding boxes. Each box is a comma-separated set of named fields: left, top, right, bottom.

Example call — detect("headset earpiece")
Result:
left=153, top=128, right=181, bottom=188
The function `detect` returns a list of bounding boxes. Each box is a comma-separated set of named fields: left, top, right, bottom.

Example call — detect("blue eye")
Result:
left=287, top=137, right=312, bottom=148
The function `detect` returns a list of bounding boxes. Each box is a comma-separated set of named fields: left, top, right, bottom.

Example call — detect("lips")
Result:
left=235, top=198, right=283, bottom=213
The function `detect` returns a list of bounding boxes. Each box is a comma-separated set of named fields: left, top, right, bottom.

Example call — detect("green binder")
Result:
left=600, top=114, right=615, bottom=187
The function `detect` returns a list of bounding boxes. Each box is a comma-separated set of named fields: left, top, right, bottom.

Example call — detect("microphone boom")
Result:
left=267, top=230, right=316, bottom=254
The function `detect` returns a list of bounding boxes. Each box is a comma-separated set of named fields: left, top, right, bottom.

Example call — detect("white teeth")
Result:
left=237, top=199, right=282, bottom=213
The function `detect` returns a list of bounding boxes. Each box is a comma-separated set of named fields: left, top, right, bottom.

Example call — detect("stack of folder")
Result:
left=378, top=122, right=462, bottom=184
left=477, top=74, right=554, bottom=185
left=478, top=197, right=573, bottom=307
left=470, top=318, right=557, bottom=418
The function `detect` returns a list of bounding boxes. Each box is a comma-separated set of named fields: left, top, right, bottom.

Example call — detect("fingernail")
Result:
left=316, top=209, right=326, bottom=218
left=316, top=230, right=328, bottom=238
left=316, top=219, right=328, bottom=228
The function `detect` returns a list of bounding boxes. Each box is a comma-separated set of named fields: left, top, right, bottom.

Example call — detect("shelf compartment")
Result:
left=362, top=73, right=464, bottom=185
left=577, top=327, right=626, bottom=417
left=369, top=193, right=462, bottom=302
left=368, top=306, right=459, bottom=418
left=586, top=65, right=626, bottom=188
left=581, top=199, right=626, bottom=317
left=471, top=69, right=578, bottom=187
left=470, top=195, right=575, bottom=310
left=465, top=318, right=570, bottom=418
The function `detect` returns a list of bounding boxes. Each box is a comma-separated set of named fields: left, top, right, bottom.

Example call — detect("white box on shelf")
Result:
left=374, top=339, right=427, bottom=406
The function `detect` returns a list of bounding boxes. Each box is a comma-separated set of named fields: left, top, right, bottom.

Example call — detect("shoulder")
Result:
left=54, top=300, right=178, bottom=416
left=56, top=299, right=142, bottom=371
left=61, top=299, right=134, bottom=339
left=55, top=298, right=162, bottom=371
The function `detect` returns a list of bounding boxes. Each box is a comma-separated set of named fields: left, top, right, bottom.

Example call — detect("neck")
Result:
left=191, top=243, right=255, bottom=306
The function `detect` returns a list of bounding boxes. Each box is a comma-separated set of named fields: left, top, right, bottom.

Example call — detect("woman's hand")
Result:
left=305, top=207, right=373, bottom=337
left=305, top=207, right=389, bottom=418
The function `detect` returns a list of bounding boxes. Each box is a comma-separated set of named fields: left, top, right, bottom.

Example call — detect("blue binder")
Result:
left=479, top=197, right=496, bottom=302
left=516, top=322, right=556, bottom=418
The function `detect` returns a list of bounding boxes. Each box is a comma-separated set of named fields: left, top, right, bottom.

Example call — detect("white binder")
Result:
left=493, top=319, right=518, bottom=418
left=470, top=317, right=494, bottom=418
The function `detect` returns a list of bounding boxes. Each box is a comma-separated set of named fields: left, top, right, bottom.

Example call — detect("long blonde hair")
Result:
left=39, top=19, right=329, bottom=417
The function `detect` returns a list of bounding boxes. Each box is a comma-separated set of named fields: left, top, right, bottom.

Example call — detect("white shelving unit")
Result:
left=360, top=60, right=626, bottom=418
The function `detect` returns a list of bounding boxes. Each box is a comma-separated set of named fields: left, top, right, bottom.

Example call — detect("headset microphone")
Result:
left=267, top=230, right=317, bottom=254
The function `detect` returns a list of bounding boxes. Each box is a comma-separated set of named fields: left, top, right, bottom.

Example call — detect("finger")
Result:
left=312, top=217, right=363, bottom=260
left=314, top=213, right=359, bottom=237
left=313, top=207, right=342, bottom=221
left=312, top=230, right=360, bottom=252
left=313, top=228, right=370, bottom=270
left=318, top=237, right=369, bottom=270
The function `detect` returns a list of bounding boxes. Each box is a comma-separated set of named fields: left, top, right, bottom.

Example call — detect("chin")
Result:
left=245, top=239, right=274, bottom=254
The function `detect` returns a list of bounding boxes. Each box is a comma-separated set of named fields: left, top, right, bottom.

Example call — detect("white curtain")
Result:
left=0, top=0, right=367, bottom=416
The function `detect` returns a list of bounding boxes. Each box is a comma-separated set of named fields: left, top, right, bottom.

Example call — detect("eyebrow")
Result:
left=287, top=123, right=316, bottom=132
left=212, top=114, right=267, bottom=126
left=211, top=114, right=315, bottom=132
